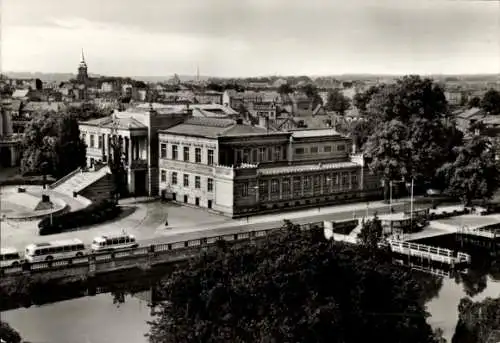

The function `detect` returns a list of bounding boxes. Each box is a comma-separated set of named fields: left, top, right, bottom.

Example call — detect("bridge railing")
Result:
left=1, top=221, right=326, bottom=275
left=387, top=240, right=470, bottom=263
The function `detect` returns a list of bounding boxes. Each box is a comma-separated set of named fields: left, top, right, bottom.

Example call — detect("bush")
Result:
left=38, top=199, right=120, bottom=235
left=0, top=175, right=56, bottom=186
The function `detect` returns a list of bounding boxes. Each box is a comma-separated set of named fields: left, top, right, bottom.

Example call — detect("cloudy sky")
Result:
left=1, top=0, right=499, bottom=77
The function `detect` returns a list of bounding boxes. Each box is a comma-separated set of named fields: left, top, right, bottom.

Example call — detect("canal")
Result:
left=2, top=234, right=499, bottom=343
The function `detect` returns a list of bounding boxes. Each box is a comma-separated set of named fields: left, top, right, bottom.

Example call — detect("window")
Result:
left=195, top=176, right=201, bottom=189
left=295, top=148, right=305, bottom=155
left=172, top=145, right=178, bottom=160
left=160, top=169, right=166, bottom=182
left=282, top=178, right=291, bottom=198
left=314, top=175, right=321, bottom=194
left=351, top=173, right=358, bottom=190
left=293, top=177, right=302, bottom=197
left=243, top=149, right=250, bottom=163
left=310, top=146, right=318, bottom=153
left=184, top=195, right=188, bottom=203
left=337, top=144, right=346, bottom=151
left=98, top=135, right=103, bottom=149
left=207, top=178, right=213, bottom=192
left=160, top=143, right=167, bottom=158
left=324, top=146, right=332, bottom=153
left=90, top=134, right=95, bottom=148
left=208, top=149, right=214, bottom=165
left=259, top=180, right=268, bottom=200
left=81, top=133, right=86, bottom=143
left=183, top=174, right=189, bottom=187
left=172, top=172, right=178, bottom=185
left=259, top=147, right=266, bottom=162
left=183, top=147, right=190, bottom=161
left=207, top=200, right=212, bottom=209
left=271, top=179, right=279, bottom=194
left=240, top=182, right=249, bottom=197
left=195, top=147, right=201, bottom=163
left=342, top=172, right=349, bottom=187
left=303, top=176, right=312, bottom=193
left=274, top=147, right=281, bottom=161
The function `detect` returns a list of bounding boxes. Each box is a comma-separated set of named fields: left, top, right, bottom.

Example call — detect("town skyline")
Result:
left=2, top=0, right=500, bottom=77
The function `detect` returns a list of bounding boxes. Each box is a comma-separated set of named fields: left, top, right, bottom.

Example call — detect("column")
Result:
left=128, top=137, right=132, bottom=166
left=106, top=134, right=111, bottom=159
left=124, top=137, right=129, bottom=165
left=101, top=133, right=106, bottom=160
left=279, top=177, right=283, bottom=200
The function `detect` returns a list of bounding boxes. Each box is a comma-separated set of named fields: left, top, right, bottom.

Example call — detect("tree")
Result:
left=357, top=214, right=384, bottom=249
left=453, top=297, right=500, bottom=343
left=21, top=111, right=86, bottom=178
left=0, top=320, right=22, bottom=343
left=108, top=136, right=127, bottom=200
left=350, top=119, right=376, bottom=150
left=468, top=96, right=481, bottom=109
left=363, top=75, right=461, bottom=193
left=480, top=89, right=500, bottom=115
left=325, top=89, right=351, bottom=115
left=148, top=223, right=440, bottom=343
left=277, top=83, right=293, bottom=95
left=353, top=85, right=381, bottom=114
left=438, top=135, right=500, bottom=205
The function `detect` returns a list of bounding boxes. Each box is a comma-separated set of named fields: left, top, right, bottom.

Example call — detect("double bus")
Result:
left=0, top=247, right=25, bottom=267
left=91, top=233, right=138, bottom=252
left=25, top=239, right=86, bottom=262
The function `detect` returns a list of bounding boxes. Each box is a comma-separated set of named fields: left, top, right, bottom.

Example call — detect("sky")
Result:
left=1, top=0, right=500, bottom=77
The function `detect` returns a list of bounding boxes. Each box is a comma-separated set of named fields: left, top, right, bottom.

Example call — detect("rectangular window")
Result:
left=240, top=182, right=249, bottom=197
left=207, top=178, right=213, bottom=192
left=271, top=179, right=279, bottom=194
left=98, top=135, right=103, bottom=149
left=195, top=147, right=201, bottom=163
left=295, top=148, right=305, bottom=155
left=274, top=147, right=281, bottom=161
left=183, top=147, right=190, bottom=161
left=293, top=177, right=302, bottom=197
left=195, top=176, right=201, bottom=189
left=303, top=176, right=312, bottom=193
left=160, top=143, right=167, bottom=158
left=82, top=133, right=86, bottom=143
left=337, top=144, right=346, bottom=151
left=310, top=146, right=318, bottom=153
left=313, top=175, right=321, bottom=194
left=172, top=145, right=178, bottom=160
left=243, top=149, right=250, bottom=163
left=342, top=172, right=349, bottom=187
left=90, top=134, right=95, bottom=148
left=259, top=180, right=269, bottom=201
left=282, top=178, right=291, bottom=198
left=160, top=169, right=166, bottom=182
left=183, top=174, right=189, bottom=187
left=351, top=173, right=358, bottom=190
left=324, top=146, right=332, bottom=153
left=259, top=147, right=266, bottom=162
left=208, top=149, right=214, bottom=165
left=172, top=172, right=178, bottom=185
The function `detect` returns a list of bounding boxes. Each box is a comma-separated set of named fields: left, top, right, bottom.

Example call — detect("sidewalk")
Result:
left=159, top=198, right=417, bottom=235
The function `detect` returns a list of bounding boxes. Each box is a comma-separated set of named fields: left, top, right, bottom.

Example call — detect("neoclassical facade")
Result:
left=79, top=105, right=189, bottom=196
left=158, top=118, right=381, bottom=217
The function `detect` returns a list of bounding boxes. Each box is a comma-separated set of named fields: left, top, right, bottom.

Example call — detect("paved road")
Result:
left=139, top=202, right=430, bottom=246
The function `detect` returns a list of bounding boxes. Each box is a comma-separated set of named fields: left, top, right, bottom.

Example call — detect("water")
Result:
left=2, top=234, right=499, bottom=343
left=2, top=294, right=152, bottom=343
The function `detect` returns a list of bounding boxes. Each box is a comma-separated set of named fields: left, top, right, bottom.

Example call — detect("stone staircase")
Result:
left=52, top=166, right=112, bottom=198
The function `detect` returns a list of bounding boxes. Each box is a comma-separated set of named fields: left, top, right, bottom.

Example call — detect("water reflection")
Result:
left=1, top=234, right=499, bottom=343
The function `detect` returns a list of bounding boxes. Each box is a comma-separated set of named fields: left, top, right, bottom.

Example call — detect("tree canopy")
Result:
left=453, top=297, right=500, bottom=343
left=438, top=135, right=500, bottom=205
left=480, top=89, right=500, bottom=115
left=325, top=89, right=351, bottom=115
left=21, top=111, right=86, bottom=178
left=148, top=223, right=440, bottom=343
left=358, top=214, right=384, bottom=249
left=363, top=76, right=463, bottom=192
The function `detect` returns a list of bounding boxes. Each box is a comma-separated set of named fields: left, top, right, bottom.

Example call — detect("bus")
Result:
left=0, top=247, right=24, bottom=267
left=91, top=233, right=138, bottom=252
left=25, top=239, right=86, bottom=262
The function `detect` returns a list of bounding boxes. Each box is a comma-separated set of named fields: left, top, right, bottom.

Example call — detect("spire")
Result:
left=196, top=64, right=200, bottom=82
left=81, top=48, right=86, bottom=63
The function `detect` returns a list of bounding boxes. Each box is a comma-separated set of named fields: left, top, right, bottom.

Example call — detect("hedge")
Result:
left=38, top=199, right=120, bottom=235
left=0, top=175, right=56, bottom=186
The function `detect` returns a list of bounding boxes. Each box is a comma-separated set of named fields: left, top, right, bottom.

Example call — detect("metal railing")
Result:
left=49, top=168, right=82, bottom=189
left=0, top=221, right=325, bottom=276
left=387, top=240, right=471, bottom=265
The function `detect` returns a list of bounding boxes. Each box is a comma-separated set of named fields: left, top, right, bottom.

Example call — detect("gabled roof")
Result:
left=80, top=115, right=147, bottom=130
left=12, top=89, right=29, bottom=98
left=456, top=107, right=485, bottom=120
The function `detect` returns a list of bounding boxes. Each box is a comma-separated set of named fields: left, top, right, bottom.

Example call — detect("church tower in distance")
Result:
left=77, top=49, right=89, bottom=83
